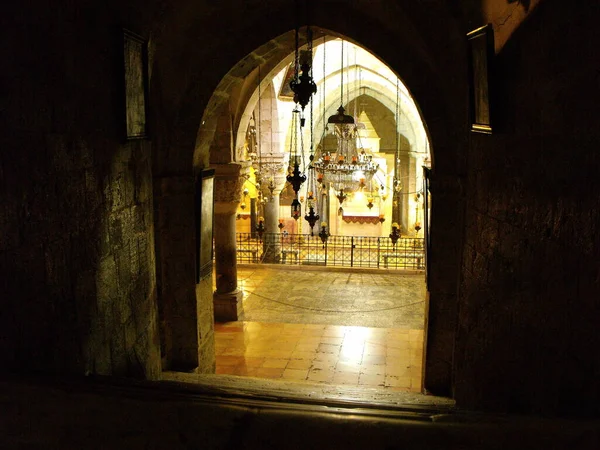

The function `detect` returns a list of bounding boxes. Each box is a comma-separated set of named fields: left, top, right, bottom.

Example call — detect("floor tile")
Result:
left=216, top=356, right=245, bottom=366
left=358, top=373, right=385, bottom=387
left=359, top=364, right=386, bottom=376
left=263, top=349, right=293, bottom=359
left=362, top=354, right=386, bottom=365
left=313, top=353, right=339, bottom=363
left=317, top=343, right=340, bottom=354
left=290, top=350, right=317, bottom=360
left=214, top=266, right=426, bottom=391
left=332, top=372, right=360, bottom=385
left=282, top=368, right=309, bottom=380
left=307, top=368, right=334, bottom=383
left=252, top=367, right=285, bottom=379
left=320, top=336, right=344, bottom=345
left=385, top=363, right=411, bottom=377
left=286, top=359, right=313, bottom=370
left=385, top=375, right=411, bottom=388
left=335, top=361, right=361, bottom=374
left=243, top=357, right=266, bottom=367
left=262, top=358, right=289, bottom=369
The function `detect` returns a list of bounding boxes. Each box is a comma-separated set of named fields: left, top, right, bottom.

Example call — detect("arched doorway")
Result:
left=150, top=3, right=467, bottom=398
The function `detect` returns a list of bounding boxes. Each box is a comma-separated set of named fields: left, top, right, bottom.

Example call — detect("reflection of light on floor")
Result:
left=214, top=321, right=424, bottom=392
left=219, top=267, right=426, bottom=390
left=338, top=327, right=367, bottom=362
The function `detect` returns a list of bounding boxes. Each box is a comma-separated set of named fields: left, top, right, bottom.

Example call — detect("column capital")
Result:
left=211, top=162, right=250, bottom=214
left=254, top=154, right=288, bottom=196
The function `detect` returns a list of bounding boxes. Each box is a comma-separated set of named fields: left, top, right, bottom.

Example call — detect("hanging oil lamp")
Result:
left=287, top=159, right=306, bottom=195
left=290, top=61, right=317, bottom=112
left=304, top=204, right=319, bottom=235
left=318, top=221, right=329, bottom=245
left=286, top=108, right=306, bottom=199
left=289, top=25, right=316, bottom=112
left=291, top=197, right=301, bottom=220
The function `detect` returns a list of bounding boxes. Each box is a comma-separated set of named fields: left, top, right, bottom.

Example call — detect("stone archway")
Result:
left=150, top=2, right=467, bottom=396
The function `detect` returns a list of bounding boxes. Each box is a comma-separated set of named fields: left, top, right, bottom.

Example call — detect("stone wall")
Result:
left=9, top=0, right=597, bottom=420
left=454, top=0, right=600, bottom=416
left=0, top=1, right=161, bottom=378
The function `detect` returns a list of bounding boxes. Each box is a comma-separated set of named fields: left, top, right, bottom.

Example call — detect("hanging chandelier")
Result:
left=287, top=14, right=318, bottom=220
left=287, top=107, right=306, bottom=221
left=290, top=26, right=317, bottom=112
left=254, top=62, right=288, bottom=205
left=313, top=40, right=378, bottom=199
left=393, top=78, right=403, bottom=194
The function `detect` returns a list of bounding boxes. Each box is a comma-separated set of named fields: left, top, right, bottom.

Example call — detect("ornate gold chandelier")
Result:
left=312, top=40, right=378, bottom=203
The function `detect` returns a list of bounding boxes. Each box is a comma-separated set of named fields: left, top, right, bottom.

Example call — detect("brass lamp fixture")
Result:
left=287, top=108, right=307, bottom=218
left=291, top=198, right=302, bottom=221
left=313, top=40, right=378, bottom=196
left=366, top=196, right=374, bottom=209
left=286, top=156, right=306, bottom=194
left=289, top=0, right=316, bottom=116
left=240, top=187, right=249, bottom=210
left=318, top=221, right=330, bottom=245
left=289, top=27, right=316, bottom=112
left=287, top=3, right=318, bottom=219
left=304, top=190, right=320, bottom=235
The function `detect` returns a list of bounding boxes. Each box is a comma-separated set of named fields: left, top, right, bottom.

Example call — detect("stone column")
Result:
left=257, top=156, right=287, bottom=264
left=212, top=162, right=248, bottom=321
left=262, top=193, right=281, bottom=263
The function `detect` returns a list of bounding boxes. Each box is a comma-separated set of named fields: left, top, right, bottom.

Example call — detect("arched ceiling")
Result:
left=235, top=38, right=428, bottom=164
left=149, top=0, right=468, bottom=176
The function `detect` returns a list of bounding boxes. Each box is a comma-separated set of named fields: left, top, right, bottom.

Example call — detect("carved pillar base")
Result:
left=212, top=162, right=248, bottom=322
left=213, top=289, right=244, bottom=322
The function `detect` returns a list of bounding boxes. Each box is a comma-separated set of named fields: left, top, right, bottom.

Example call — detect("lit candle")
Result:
left=321, top=222, right=327, bottom=227
left=392, top=222, right=399, bottom=228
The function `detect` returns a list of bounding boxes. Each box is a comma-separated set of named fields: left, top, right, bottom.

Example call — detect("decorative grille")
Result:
left=235, top=233, right=425, bottom=270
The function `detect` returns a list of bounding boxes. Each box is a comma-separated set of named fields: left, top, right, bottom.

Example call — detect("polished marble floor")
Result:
left=237, top=265, right=426, bottom=329
left=215, top=266, right=426, bottom=392
left=215, top=321, right=424, bottom=391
